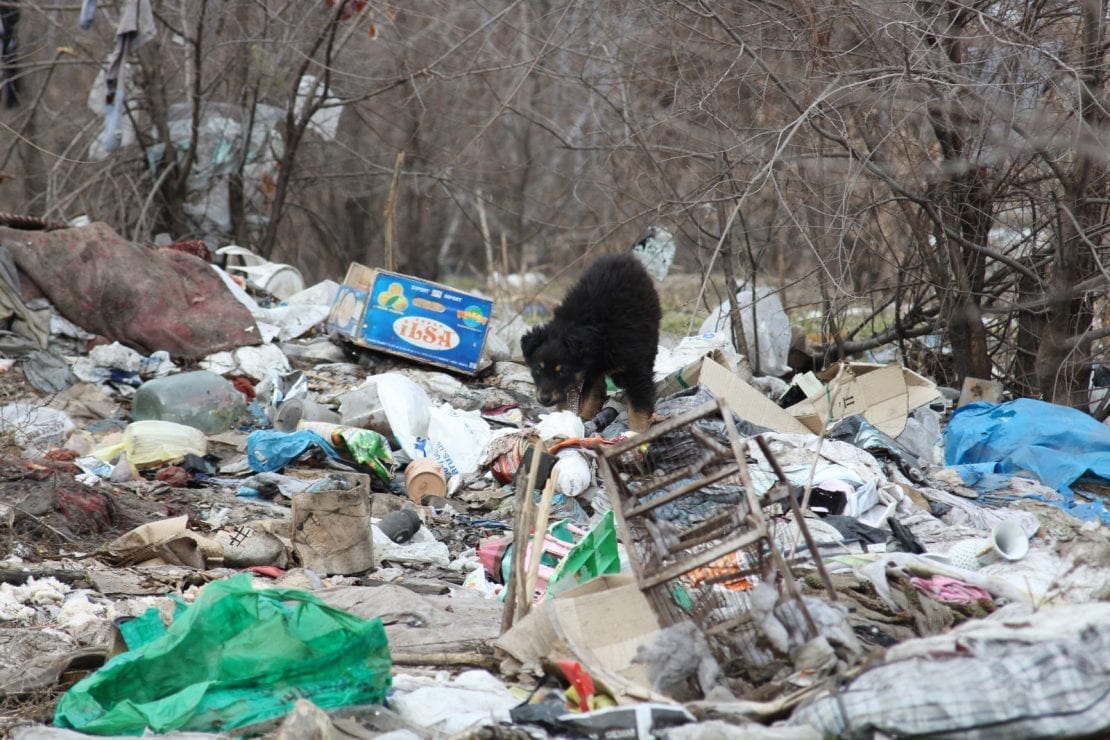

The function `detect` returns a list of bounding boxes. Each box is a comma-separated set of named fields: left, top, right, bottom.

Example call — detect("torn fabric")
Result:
left=100, top=0, right=155, bottom=153
left=0, top=222, right=260, bottom=359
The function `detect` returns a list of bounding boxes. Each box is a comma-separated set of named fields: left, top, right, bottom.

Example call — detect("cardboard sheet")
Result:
left=107, top=515, right=223, bottom=569
left=786, top=362, right=940, bottom=437
left=959, top=376, right=1004, bottom=407
left=653, top=350, right=729, bottom=400
left=495, top=575, right=671, bottom=704
left=699, top=357, right=812, bottom=435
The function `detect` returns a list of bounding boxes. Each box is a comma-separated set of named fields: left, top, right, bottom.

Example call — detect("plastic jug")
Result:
left=131, top=371, right=247, bottom=434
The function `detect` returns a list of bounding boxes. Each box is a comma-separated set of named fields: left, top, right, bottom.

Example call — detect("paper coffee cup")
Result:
left=404, top=458, right=446, bottom=504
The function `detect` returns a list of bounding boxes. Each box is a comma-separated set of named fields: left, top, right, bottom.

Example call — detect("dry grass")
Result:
left=480, top=270, right=734, bottom=347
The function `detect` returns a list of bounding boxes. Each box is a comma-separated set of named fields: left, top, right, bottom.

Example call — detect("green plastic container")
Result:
left=547, top=510, right=621, bottom=598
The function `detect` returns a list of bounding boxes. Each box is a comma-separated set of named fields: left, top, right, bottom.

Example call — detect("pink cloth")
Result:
left=2, top=222, right=259, bottom=359
left=910, top=575, right=992, bottom=605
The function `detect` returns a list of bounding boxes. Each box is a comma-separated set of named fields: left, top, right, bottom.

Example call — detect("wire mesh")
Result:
left=598, top=398, right=826, bottom=670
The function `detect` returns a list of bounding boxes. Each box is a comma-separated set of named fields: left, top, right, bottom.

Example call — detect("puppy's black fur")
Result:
left=521, top=253, right=661, bottom=432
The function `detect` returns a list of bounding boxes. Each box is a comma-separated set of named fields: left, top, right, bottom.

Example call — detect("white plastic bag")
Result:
left=0, top=403, right=75, bottom=452
left=653, top=331, right=741, bottom=378
left=201, top=343, right=291, bottom=381
left=371, top=373, right=491, bottom=478
left=390, top=670, right=517, bottom=735
left=700, top=283, right=792, bottom=376
left=210, top=264, right=328, bottom=342
left=535, top=410, right=585, bottom=442
left=417, top=404, right=491, bottom=478
left=377, top=373, right=433, bottom=456
left=370, top=524, right=450, bottom=567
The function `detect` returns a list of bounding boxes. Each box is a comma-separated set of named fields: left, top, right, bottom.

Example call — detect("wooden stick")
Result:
left=382, top=150, right=405, bottom=271
left=0, top=565, right=88, bottom=586
left=513, top=458, right=544, bottom=621
left=522, top=473, right=559, bottom=613
left=500, top=443, right=542, bottom=633
left=476, top=190, right=493, bottom=281
left=391, top=650, right=499, bottom=670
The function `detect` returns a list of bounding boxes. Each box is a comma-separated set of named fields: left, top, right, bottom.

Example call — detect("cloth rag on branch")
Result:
left=80, top=1, right=97, bottom=30
left=0, top=2, right=21, bottom=108
left=99, top=0, right=155, bottom=154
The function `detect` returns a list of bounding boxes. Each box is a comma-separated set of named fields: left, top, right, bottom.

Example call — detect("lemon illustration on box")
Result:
left=329, top=265, right=492, bottom=374
left=377, top=282, right=409, bottom=311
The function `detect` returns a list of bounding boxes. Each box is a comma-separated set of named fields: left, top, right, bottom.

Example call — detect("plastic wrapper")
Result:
left=246, top=429, right=340, bottom=472
left=945, top=398, right=1110, bottom=523
left=827, top=414, right=924, bottom=481
left=54, top=574, right=391, bottom=734
left=699, top=283, right=792, bottom=376
left=0, top=403, right=75, bottom=452
left=297, top=421, right=396, bottom=486
left=92, top=420, right=207, bottom=469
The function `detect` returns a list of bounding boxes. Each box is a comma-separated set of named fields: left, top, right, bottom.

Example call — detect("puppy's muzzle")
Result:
left=537, top=390, right=560, bottom=406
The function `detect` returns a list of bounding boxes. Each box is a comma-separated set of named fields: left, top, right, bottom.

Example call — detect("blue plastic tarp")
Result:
left=944, top=399, right=1110, bottom=523
left=246, top=429, right=340, bottom=473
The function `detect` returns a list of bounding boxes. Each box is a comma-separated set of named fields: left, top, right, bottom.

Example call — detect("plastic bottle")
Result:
left=131, top=371, right=247, bottom=434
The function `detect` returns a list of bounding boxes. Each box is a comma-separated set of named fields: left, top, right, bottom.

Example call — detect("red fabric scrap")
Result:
left=155, top=466, right=190, bottom=488
left=1, top=222, right=259, bottom=359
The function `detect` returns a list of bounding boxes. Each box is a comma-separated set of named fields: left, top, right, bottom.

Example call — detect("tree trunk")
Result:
left=927, top=161, right=994, bottom=385
left=1034, top=0, right=1106, bottom=406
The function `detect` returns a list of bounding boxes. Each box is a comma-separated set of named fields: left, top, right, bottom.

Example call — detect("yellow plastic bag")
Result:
left=92, top=420, right=207, bottom=469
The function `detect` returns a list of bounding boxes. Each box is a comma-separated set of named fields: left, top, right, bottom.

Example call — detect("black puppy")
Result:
left=521, top=253, right=662, bottom=432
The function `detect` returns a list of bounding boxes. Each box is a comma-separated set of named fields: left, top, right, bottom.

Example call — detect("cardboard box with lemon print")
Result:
left=326, top=262, right=493, bottom=374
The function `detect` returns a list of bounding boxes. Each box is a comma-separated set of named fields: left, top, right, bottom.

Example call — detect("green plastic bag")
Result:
left=54, top=574, right=391, bottom=735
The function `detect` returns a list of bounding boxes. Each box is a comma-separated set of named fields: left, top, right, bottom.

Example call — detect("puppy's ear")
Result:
left=521, top=325, right=547, bottom=360
left=563, top=325, right=599, bottom=357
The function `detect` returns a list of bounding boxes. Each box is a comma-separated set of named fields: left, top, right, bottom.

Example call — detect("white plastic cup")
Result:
left=274, top=398, right=341, bottom=432
left=976, top=520, right=1030, bottom=565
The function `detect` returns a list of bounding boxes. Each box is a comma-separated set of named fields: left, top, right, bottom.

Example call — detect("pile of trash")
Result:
left=0, top=222, right=1107, bottom=739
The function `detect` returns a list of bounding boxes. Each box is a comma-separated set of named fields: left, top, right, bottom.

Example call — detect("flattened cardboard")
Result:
left=325, top=263, right=375, bottom=336
left=495, top=574, right=671, bottom=704
left=786, top=362, right=941, bottom=437
left=959, top=376, right=1004, bottom=407
left=699, top=357, right=811, bottom=435
left=653, top=349, right=729, bottom=400
left=325, top=283, right=368, bottom=337
left=107, top=515, right=223, bottom=569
